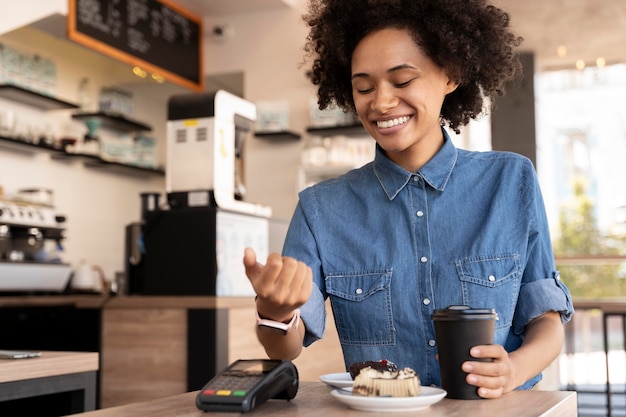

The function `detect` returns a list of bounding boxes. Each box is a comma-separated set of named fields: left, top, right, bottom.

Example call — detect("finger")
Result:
left=476, top=385, right=504, bottom=399
left=285, top=260, right=312, bottom=303
left=299, top=262, right=313, bottom=296
left=463, top=360, right=504, bottom=378
left=252, top=253, right=288, bottom=297
left=271, top=256, right=299, bottom=299
left=470, top=344, right=504, bottom=360
left=466, top=372, right=505, bottom=392
left=243, top=247, right=259, bottom=278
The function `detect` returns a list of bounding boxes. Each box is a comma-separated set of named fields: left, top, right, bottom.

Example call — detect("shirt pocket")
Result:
left=455, top=254, right=522, bottom=330
left=326, top=269, right=395, bottom=346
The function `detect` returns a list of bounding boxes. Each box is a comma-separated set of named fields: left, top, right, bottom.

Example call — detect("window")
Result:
left=536, top=64, right=626, bottom=298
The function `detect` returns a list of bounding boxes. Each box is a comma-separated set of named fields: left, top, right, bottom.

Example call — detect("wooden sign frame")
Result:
left=68, top=0, right=204, bottom=92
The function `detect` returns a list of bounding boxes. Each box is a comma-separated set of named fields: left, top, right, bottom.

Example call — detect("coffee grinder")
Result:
left=126, top=90, right=272, bottom=296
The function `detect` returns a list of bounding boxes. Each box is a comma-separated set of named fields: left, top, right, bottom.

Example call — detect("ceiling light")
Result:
left=557, top=45, right=567, bottom=58
left=133, top=66, right=147, bottom=78
left=151, top=73, right=165, bottom=83
left=596, top=57, right=606, bottom=67
left=575, top=60, right=586, bottom=70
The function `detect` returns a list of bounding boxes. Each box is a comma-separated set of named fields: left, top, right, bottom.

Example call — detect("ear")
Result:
left=445, top=78, right=460, bottom=95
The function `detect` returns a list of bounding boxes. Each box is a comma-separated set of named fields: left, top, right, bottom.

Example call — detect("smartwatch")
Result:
left=256, top=309, right=300, bottom=334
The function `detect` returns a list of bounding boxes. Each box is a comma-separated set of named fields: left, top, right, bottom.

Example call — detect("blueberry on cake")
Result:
left=352, top=366, right=421, bottom=397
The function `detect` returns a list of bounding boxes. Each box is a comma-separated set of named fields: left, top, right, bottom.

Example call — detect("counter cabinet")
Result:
left=0, top=295, right=345, bottom=411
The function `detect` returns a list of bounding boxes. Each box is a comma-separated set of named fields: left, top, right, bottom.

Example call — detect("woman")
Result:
left=244, top=0, right=574, bottom=398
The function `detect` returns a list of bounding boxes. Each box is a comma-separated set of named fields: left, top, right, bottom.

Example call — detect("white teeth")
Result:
left=377, top=116, right=410, bottom=129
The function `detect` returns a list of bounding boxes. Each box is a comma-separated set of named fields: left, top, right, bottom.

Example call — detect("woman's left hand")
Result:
left=461, top=344, right=517, bottom=399
left=461, top=311, right=564, bottom=398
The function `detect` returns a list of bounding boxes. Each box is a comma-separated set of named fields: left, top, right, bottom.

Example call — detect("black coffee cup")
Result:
left=432, top=305, right=498, bottom=399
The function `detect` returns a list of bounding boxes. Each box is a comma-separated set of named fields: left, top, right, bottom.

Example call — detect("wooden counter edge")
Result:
left=0, top=295, right=257, bottom=310
left=0, top=351, right=99, bottom=383
left=539, top=390, right=577, bottom=417
left=104, top=295, right=256, bottom=309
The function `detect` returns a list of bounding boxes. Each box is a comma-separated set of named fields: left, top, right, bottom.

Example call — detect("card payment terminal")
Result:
left=195, top=359, right=298, bottom=412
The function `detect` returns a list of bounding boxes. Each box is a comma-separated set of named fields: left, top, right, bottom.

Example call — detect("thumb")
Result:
left=243, top=247, right=263, bottom=279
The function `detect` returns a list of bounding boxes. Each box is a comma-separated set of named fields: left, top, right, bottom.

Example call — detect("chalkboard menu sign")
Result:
left=68, top=0, right=203, bottom=92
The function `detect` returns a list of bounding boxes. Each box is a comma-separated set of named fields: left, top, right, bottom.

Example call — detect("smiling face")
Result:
left=351, top=28, right=458, bottom=172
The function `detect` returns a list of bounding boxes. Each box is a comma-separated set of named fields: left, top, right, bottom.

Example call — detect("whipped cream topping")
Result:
left=359, top=366, right=417, bottom=380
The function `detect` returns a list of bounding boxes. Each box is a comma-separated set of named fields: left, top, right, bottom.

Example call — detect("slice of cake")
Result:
left=352, top=366, right=421, bottom=397
left=349, top=359, right=397, bottom=379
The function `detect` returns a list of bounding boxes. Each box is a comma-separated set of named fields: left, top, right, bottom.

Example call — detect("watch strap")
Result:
left=256, top=309, right=300, bottom=334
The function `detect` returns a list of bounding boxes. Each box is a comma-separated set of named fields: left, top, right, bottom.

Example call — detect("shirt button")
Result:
left=356, top=288, right=363, bottom=295
left=413, top=176, right=419, bottom=182
left=420, top=256, right=428, bottom=263
left=416, top=210, right=424, bottom=217
left=428, top=340, right=436, bottom=347
left=488, top=275, right=496, bottom=282
left=423, top=298, right=431, bottom=305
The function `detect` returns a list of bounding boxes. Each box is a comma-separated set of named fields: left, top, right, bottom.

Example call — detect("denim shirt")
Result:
left=282, top=129, right=574, bottom=389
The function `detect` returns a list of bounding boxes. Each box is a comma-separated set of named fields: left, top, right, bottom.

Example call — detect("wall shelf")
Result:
left=79, top=154, right=165, bottom=177
left=0, top=136, right=164, bottom=177
left=72, top=112, right=152, bottom=133
left=306, top=123, right=366, bottom=138
left=0, top=135, right=65, bottom=154
left=254, top=130, right=301, bottom=140
left=0, top=84, right=79, bottom=111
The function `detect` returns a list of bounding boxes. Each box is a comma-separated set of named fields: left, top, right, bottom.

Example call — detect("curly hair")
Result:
left=303, top=0, right=523, bottom=133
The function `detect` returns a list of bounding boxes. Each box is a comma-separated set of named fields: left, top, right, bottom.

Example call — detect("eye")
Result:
left=395, top=78, right=415, bottom=88
left=352, top=82, right=374, bottom=94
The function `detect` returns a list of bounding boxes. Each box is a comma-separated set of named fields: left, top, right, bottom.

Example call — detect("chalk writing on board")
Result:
left=69, top=0, right=203, bottom=92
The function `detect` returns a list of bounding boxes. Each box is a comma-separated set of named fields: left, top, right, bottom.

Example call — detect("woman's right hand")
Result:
left=243, top=247, right=312, bottom=322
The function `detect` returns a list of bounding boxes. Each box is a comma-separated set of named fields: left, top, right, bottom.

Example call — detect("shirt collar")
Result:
left=373, top=128, right=458, bottom=200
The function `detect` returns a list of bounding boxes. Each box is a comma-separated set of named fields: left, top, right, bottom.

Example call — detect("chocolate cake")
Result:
left=348, top=359, right=397, bottom=380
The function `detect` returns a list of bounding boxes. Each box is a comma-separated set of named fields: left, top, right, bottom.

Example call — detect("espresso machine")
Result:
left=126, top=90, right=273, bottom=296
left=0, top=191, right=70, bottom=292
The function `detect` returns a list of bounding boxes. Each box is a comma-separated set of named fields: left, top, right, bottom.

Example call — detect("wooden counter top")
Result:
left=104, top=295, right=256, bottom=309
left=0, top=350, right=99, bottom=383
left=71, top=381, right=577, bottom=417
left=0, top=295, right=108, bottom=308
left=0, top=294, right=256, bottom=310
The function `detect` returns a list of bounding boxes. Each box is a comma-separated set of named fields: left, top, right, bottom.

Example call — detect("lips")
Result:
left=376, top=116, right=411, bottom=129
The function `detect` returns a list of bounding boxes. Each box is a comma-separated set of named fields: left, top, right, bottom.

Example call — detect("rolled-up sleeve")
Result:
left=300, top=285, right=327, bottom=347
left=282, top=198, right=328, bottom=348
left=513, top=271, right=574, bottom=336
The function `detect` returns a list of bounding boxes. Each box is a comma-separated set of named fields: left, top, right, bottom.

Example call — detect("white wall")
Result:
left=0, top=26, right=168, bottom=282
left=0, top=0, right=66, bottom=35
left=204, top=2, right=314, bottom=220
left=0, top=1, right=315, bottom=283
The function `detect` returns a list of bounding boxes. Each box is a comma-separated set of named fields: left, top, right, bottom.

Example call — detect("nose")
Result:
left=371, top=85, right=398, bottom=113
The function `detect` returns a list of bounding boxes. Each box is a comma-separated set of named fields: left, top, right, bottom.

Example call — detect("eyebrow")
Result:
left=351, top=64, right=418, bottom=80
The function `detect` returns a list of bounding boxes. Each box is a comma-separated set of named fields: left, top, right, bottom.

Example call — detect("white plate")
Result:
left=319, top=372, right=353, bottom=388
left=330, top=386, right=447, bottom=412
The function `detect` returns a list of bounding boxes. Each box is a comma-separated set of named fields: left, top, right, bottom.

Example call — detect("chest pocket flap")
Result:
left=456, top=254, right=521, bottom=287
left=325, top=269, right=394, bottom=345
left=326, top=270, right=391, bottom=301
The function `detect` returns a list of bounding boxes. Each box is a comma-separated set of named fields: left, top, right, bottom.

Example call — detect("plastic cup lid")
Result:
left=432, top=305, right=498, bottom=320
